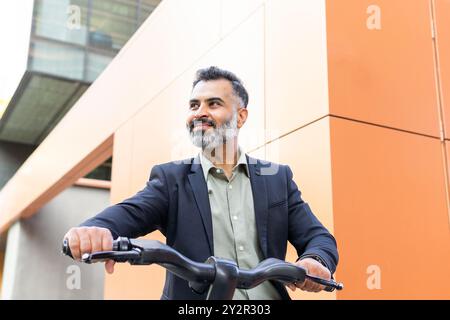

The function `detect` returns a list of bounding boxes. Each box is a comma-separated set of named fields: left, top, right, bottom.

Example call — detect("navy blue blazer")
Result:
left=80, top=155, right=339, bottom=300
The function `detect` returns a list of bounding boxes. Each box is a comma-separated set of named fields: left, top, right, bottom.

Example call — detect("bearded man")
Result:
left=64, top=66, right=339, bottom=300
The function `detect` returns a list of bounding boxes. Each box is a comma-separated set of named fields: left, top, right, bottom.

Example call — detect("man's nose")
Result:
left=193, top=102, right=209, bottom=118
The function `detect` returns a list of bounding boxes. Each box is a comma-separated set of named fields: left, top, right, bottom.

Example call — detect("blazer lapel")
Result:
left=247, top=155, right=269, bottom=258
left=188, top=156, right=214, bottom=255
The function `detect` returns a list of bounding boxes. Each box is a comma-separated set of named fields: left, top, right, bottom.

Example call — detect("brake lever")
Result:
left=279, top=275, right=343, bottom=292
left=82, top=249, right=142, bottom=264
left=304, top=274, right=344, bottom=292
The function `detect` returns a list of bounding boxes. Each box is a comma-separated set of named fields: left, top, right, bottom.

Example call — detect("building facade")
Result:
left=0, top=0, right=449, bottom=299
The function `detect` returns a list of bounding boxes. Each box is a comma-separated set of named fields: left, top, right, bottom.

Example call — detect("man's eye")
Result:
left=190, top=104, right=199, bottom=109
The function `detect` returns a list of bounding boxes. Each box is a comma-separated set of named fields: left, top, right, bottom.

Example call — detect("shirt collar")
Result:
left=199, top=146, right=249, bottom=179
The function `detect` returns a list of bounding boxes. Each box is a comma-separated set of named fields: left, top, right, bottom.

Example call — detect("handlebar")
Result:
left=62, top=237, right=343, bottom=297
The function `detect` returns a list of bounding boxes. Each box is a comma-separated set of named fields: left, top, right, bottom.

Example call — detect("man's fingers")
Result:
left=67, top=232, right=81, bottom=260
left=64, top=227, right=113, bottom=261
left=286, top=283, right=297, bottom=291
left=90, top=228, right=103, bottom=253
left=105, top=260, right=116, bottom=274
left=297, top=280, right=308, bottom=290
left=101, top=230, right=113, bottom=251
left=297, top=279, right=322, bottom=292
left=295, top=258, right=332, bottom=292
left=78, top=230, right=92, bottom=258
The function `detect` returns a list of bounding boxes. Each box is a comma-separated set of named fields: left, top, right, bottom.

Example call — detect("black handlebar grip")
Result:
left=324, top=285, right=336, bottom=292
left=325, top=282, right=344, bottom=292
left=62, top=237, right=123, bottom=260
left=305, top=274, right=344, bottom=292
left=333, top=282, right=344, bottom=291
left=324, top=280, right=343, bottom=291
left=62, top=238, right=73, bottom=259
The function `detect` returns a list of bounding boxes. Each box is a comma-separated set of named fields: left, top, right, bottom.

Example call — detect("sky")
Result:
left=0, top=1, right=34, bottom=117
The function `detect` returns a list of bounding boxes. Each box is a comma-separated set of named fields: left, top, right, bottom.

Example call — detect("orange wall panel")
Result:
left=330, top=117, right=450, bottom=299
left=435, top=0, right=450, bottom=138
left=326, top=0, right=440, bottom=137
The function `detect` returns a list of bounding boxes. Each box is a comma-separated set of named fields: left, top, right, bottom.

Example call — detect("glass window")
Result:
left=35, top=84, right=89, bottom=144
left=138, top=0, right=160, bottom=26
left=89, top=0, right=138, bottom=50
left=0, top=74, right=79, bottom=144
left=30, top=0, right=162, bottom=84
left=85, top=52, right=113, bottom=82
left=33, top=0, right=89, bottom=46
left=30, top=40, right=85, bottom=80
left=85, top=157, right=112, bottom=180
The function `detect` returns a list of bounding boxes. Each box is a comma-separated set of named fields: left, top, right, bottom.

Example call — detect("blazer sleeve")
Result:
left=79, top=164, right=169, bottom=239
left=286, top=165, right=339, bottom=274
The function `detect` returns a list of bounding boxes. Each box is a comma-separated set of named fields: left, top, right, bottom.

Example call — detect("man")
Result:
left=64, top=66, right=339, bottom=300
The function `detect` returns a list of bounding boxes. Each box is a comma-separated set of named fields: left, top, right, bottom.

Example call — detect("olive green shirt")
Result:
left=199, top=149, right=281, bottom=300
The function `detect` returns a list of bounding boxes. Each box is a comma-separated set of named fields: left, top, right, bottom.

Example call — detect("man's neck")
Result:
left=202, top=141, right=239, bottom=178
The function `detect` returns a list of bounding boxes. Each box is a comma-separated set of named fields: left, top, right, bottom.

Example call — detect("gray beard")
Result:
left=188, top=111, right=238, bottom=150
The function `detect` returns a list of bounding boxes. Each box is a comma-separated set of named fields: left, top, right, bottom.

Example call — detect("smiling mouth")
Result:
left=194, top=124, right=211, bottom=129
left=191, top=122, right=214, bottom=131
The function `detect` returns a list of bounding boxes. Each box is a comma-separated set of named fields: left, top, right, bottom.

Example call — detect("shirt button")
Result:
left=232, top=216, right=238, bottom=220
left=228, top=185, right=233, bottom=189
left=238, top=245, right=244, bottom=251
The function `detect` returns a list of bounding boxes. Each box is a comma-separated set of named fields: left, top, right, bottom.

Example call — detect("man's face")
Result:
left=186, top=79, right=247, bottom=150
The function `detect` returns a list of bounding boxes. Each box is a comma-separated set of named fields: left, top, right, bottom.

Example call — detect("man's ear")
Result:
left=237, top=107, right=248, bottom=129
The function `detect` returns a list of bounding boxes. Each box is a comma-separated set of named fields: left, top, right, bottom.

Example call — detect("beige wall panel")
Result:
left=194, top=7, right=265, bottom=152
left=110, top=120, right=134, bottom=204
left=105, top=71, right=196, bottom=299
left=102, top=0, right=222, bottom=120
left=130, top=75, right=196, bottom=193
left=0, top=0, right=222, bottom=231
left=247, top=144, right=265, bottom=160
left=265, top=0, right=329, bottom=141
left=104, top=235, right=166, bottom=299
left=104, top=10, right=266, bottom=298
left=0, top=251, right=3, bottom=293
left=127, top=3, right=265, bottom=184
left=220, top=0, right=265, bottom=36
left=106, top=9, right=276, bottom=298
left=266, top=117, right=336, bottom=300
left=0, top=133, right=112, bottom=230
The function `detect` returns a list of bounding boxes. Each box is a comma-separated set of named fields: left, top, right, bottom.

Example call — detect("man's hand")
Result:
left=286, top=258, right=331, bottom=292
left=63, top=226, right=116, bottom=274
